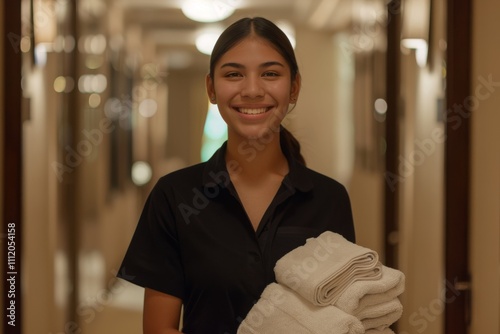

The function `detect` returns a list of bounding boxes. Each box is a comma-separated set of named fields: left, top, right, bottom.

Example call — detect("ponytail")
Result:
left=280, top=126, right=306, bottom=166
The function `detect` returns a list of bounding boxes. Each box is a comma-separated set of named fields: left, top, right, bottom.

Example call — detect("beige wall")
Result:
left=166, top=69, right=208, bottom=167
left=292, top=29, right=348, bottom=178
left=22, top=56, right=62, bottom=334
left=397, top=0, right=447, bottom=332
left=292, top=29, right=385, bottom=255
left=470, top=0, right=500, bottom=331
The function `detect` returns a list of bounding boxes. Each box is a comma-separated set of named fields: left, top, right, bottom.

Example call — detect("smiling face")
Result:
left=206, top=35, right=301, bottom=142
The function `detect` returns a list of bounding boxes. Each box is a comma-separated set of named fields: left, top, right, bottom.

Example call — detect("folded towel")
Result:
left=238, top=307, right=310, bottom=334
left=365, top=328, right=395, bottom=334
left=274, top=231, right=382, bottom=305
left=360, top=298, right=403, bottom=330
left=238, top=283, right=365, bottom=334
left=334, top=265, right=405, bottom=315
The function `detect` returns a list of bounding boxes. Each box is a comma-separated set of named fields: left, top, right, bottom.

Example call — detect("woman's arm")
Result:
left=143, top=288, right=183, bottom=334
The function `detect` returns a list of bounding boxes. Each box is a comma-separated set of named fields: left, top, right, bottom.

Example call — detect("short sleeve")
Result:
left=117, top=179, right=184, bottom=299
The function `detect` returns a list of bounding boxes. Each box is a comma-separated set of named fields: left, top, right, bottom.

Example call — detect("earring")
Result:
left=210, top=96, right=216, bottom=102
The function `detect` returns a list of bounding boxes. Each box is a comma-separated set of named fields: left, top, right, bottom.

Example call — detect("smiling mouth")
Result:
left=236, top=107, right=271, bottom=115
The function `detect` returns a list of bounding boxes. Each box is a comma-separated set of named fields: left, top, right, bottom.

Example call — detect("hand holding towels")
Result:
left=237, top=283, right=365, bottom=334
left=274, top=231, right=382, bottom=305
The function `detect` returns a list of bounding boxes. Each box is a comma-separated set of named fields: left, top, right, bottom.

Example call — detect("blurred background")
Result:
left=1, top=0, right=499, bottom=333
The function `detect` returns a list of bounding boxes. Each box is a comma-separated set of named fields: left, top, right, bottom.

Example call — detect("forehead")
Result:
left=216, top=36, right=287, bottom=66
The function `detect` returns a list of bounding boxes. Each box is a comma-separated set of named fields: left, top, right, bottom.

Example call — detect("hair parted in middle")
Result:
left=209, top=17, right=299, bottom=83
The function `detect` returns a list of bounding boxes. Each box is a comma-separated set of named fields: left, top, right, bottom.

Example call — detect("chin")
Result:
left=236, top=125, right=281, bottom=143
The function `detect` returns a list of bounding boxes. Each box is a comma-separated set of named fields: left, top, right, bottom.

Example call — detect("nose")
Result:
left=241, top=75, right=264, bottom=98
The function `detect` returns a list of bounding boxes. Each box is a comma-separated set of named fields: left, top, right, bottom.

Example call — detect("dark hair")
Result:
left=209, top=17, right=305, bottom=165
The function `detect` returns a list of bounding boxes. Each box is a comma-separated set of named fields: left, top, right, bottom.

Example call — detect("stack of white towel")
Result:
left=238, top=231, right=405, bottom=334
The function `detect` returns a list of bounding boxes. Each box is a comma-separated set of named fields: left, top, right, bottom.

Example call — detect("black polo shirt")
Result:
left=118, top=141, right=355, bottom=334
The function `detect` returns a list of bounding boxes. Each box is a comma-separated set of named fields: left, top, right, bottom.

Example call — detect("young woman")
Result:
left=118, top=17, right=355, bottom=334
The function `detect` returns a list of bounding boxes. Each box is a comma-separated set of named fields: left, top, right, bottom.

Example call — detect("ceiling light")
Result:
left=195, top=27, right=223, bottom=55
left=276, top=21, right=296, bottom=49
left=182, top=0, right=235, bottom=23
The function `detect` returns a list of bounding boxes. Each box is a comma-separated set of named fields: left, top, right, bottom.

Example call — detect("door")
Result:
left=470, top=0, right=500, bottom=332
left=384, top=0, right=471, bottom=333
left=444, top=0, right=471, bottom=332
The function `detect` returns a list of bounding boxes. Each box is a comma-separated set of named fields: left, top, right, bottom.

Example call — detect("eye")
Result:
left=224, top=72, right=242, bottom=78
left=262, top=71, right=279, bottom=77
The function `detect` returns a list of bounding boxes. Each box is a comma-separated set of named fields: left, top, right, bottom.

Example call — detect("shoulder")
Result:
left=153, top=162, right=206, bottom=193
left=161, top=162, right=205, bottom=181
left=298, top=164, right=349, bottom=194
left=305, top=167, right=345, bottom=186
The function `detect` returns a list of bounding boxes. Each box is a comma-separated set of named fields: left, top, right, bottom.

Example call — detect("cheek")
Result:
left=275, top=88, right=293, bottom=106
left=269, top=82, right=293, bottom=99
left=214, top=83, right=238, bottom=100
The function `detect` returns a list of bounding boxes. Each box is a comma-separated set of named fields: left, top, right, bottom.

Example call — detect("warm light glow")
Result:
left=90, top=34, right=106, bottom=54
left=374, top=98, right=388, bottom=115
left=182, top=0, right=235, bottom=23
left=138, top=99, right=158, bottom=118
left=401, top=38, right=427, bottom=50
left=374, top=98, right=387, bottom=122
left=34, top=43, right=48, bottom=67
left=88, top=94, right=101, bottom=108
left=195, top=27, right=223, bottom=55
left=54, top=76, right=67, bottom=93
left=78, top=74, right=107, bottom=93
left=401, top=38, right=428, bottom=68
left=79, top=34, right=107, bottom=54
left=276, top=21, right=296, bottom=49
left=131, top=161, right=152, bottom=186
left=85, top=55, right=104, bottom=69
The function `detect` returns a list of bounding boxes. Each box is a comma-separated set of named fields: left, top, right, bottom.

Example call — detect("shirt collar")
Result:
left=202, top=139, right=314, bottom=193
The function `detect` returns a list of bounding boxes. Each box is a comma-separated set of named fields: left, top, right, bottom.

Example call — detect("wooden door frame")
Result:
left=384, top=1, right=402, bottom=271
left=2, top=1, right=23, bottom=334
left=444, top=0, right=472, bottom=332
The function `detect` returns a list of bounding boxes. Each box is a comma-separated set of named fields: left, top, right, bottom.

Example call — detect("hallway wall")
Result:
left=470, top=0, right=500, bottom=331
left=22, top=56, right=64, bottom=334
left=397, top=0, right=447, bottom=332
left=292, top=28, right=384, bottom=256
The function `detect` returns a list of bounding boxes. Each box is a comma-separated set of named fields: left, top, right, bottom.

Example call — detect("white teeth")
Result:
left=238, top=108, right=268, bottom=115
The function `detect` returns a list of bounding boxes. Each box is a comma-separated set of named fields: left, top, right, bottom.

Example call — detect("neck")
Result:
left=225, top=133, right=288, bottom=181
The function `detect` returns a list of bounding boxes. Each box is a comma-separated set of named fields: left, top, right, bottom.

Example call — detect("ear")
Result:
left=290, top=72, right=301, bottom=102
left=206, top=74, right=216, bottom=104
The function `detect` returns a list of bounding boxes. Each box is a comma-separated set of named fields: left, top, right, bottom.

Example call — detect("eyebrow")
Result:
left=219, top=61, right=285, bottom=69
